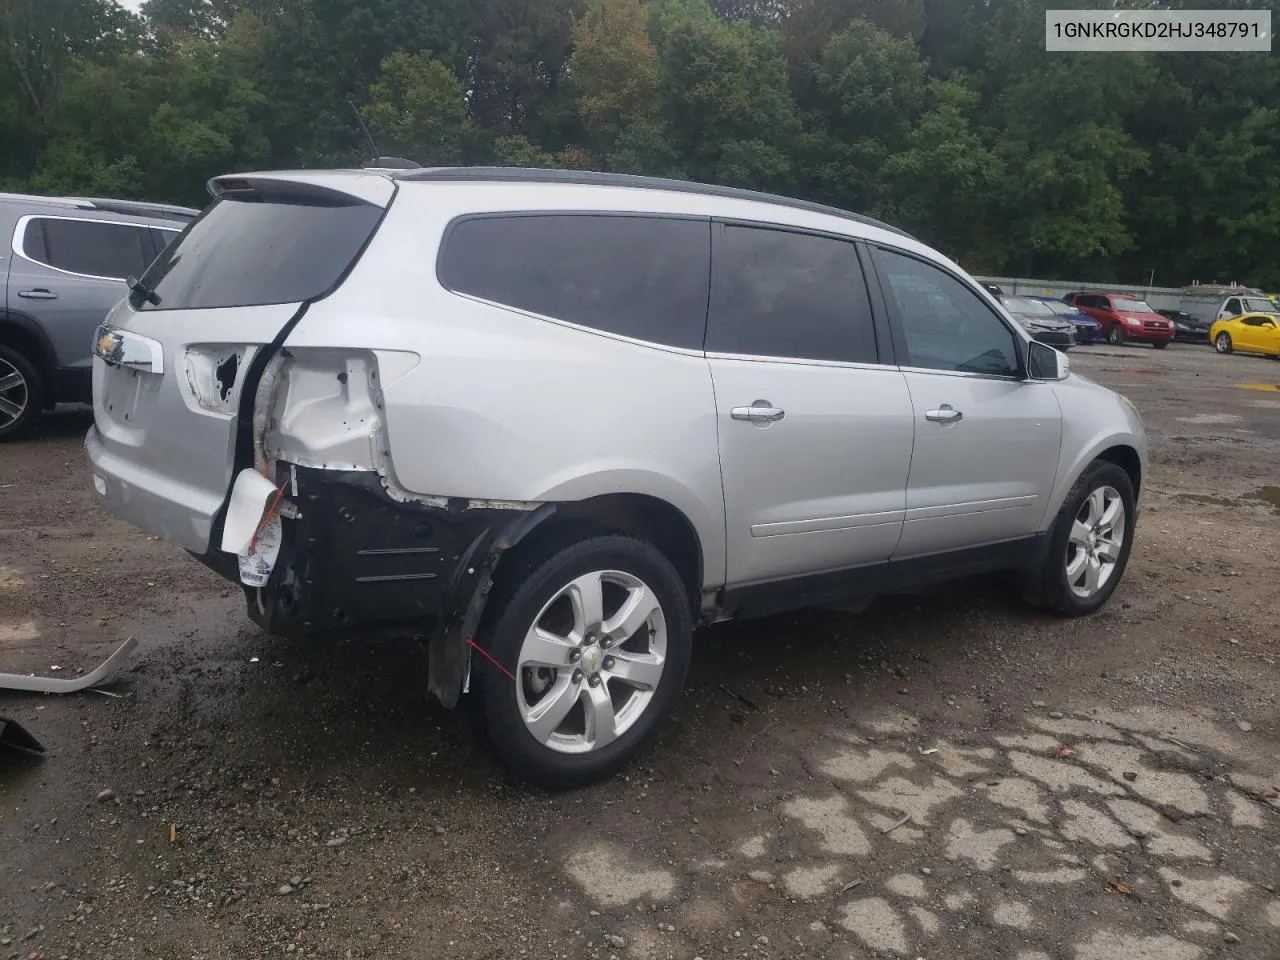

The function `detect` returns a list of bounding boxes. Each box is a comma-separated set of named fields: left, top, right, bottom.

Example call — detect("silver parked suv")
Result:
left=86, top=168, right=1146, bottom=787
left=0, top=192, right=198, bottom=439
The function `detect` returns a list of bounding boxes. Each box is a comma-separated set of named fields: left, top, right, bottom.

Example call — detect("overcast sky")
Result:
left=116, top=0, right=144, bottom=11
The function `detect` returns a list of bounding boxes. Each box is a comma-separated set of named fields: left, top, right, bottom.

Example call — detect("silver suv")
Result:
left=0, top=192, right=198, bottom=439
left=86, top=168, right=1146, bottom=787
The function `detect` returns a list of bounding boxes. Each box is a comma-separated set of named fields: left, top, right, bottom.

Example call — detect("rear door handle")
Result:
left=730, top=400, right=786, bottom=423
left=925, top=404, right=963, bottom=423
left=18, top=289, right=57, bottom=300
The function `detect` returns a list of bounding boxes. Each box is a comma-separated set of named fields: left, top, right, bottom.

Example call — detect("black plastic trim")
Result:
left=720, top=535, right=1046, bottom=621
left=237, top=468, right=511, bottom=638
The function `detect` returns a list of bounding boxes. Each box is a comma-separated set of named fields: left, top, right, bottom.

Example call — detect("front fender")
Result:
left=1041, top=379, right=1146, bottom=529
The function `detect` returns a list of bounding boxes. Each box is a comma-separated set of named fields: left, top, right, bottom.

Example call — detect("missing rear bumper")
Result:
left=196, top=466, right=551, bottom=707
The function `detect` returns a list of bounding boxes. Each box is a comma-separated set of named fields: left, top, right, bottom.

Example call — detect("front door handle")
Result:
left=730, top=400, right=786, bottom=423
left=18, top=289, right=58, bottom=300
left=925, top=404, right=963, bottom=423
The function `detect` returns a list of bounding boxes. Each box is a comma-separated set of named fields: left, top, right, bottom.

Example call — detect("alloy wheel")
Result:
left=515, top=569, right=667, bottom=755
left=1065, top=485, right=1125, bottom=600
left=0, top=357, right=30, bottom=430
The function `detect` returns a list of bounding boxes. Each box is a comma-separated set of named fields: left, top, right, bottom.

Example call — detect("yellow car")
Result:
left=1210, top=312, right=1280, bottom=357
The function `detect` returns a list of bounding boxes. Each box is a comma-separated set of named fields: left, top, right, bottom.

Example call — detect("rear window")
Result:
left=437, top=214, right=710, bottom=350
left=133, top=196, right=382, bottom=311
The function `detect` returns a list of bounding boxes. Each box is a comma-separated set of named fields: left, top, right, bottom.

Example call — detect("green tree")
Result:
left=876, top=79, right=1004, bottom=268
left=364, top=52, right=468, bottom=164
left=656, top=0, right=799, bottom=189
left=570, top=0, right=660, bottom=149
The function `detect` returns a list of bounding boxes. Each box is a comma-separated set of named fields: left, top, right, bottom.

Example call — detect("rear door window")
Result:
left=21, top=217, right=153, bottom=280
left=134, top=196, right=384, bottom=311
left=437, top=214, right=710, bottom=350
left=707, top=225, right=878, bottom=364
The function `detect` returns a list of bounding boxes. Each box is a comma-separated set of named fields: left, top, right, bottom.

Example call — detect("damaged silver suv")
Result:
left=87, top=167, right=1146, bottom=788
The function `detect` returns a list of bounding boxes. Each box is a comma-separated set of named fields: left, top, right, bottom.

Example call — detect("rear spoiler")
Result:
left=207, top=172, right=395, bottom=208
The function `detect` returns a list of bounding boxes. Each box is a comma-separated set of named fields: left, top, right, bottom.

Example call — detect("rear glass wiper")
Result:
left=127, top=275, right=160, bottom=305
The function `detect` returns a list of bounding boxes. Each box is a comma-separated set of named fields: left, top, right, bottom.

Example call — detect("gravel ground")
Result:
left=2, top=342, right=1278, bottom=960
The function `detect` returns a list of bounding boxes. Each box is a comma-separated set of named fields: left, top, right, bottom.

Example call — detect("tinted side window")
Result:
left=438, top=215, right=710, bottom=350
left=1225, top=298, right=1241, bottom=314
left=24, top=218, right=151, bottom=280
left=22, top=219, right=47, bottom=261
left=876, top=248, right=1020, bottom=377
left=707, top=225, right=877, bottom=363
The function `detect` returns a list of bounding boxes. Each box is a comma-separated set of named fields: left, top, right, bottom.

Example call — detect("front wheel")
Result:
left=1152, top=340, right=1169, bottom=350
left=1215, top=332, right=1233, bottom=354
left=1107, top=325, right=1123, bottom=345
left=471, top=534, right=693, bottom=789
left=1024, top=461, right=1136, bottom=617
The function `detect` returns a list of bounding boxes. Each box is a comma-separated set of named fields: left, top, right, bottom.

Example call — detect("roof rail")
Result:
left=395, top=166, right=914, bottom=239
left=0, top=191, right=90, bottom=209
left=0, top=191, right=198, bottom=220
left=77, top=198, right=201, bottom=220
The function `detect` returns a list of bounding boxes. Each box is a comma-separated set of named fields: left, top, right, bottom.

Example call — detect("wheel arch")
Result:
left=492, top=492, right=706, bottom=615
left=1095, top=444, right=1142, bottom=499
left=1042, top=428, right=1146, bottom=532
left=0, top=311, right=57, bottom=408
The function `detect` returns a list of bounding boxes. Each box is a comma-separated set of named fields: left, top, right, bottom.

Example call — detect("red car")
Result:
left=1063, top=292, right=1174, bottom=348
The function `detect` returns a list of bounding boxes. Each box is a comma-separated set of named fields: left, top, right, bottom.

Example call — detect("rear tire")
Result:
left=470, top=534, right=693, bottom=789
left=1023, top=461, right=1136, bottom=617
left=0, top=346, right=43, bottom=442
left=1215, top=332, right=1233, bottom=354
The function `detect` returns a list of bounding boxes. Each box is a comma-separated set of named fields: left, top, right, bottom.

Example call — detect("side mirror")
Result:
left=1028, top=340, right=1069, bottom=381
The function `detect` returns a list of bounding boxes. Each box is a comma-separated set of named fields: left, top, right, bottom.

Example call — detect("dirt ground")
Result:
left=2, top=342, right=1278, bottom=960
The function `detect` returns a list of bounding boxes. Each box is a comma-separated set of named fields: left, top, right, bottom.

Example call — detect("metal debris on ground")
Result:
left=0, top=637, right=137, bottom=694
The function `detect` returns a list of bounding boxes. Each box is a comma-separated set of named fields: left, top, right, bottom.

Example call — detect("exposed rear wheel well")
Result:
left=1096, top=445, right=1142, bottom=497
left=0, top=319, right=55, bottom=409
left=495, top=494, right=703, bottom=613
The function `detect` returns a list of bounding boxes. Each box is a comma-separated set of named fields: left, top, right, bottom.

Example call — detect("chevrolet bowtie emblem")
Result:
left=95, top=329, right=123, bottom=362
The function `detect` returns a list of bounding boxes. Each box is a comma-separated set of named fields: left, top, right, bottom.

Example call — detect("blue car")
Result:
left=1029, top=296, right=1104, bottom=344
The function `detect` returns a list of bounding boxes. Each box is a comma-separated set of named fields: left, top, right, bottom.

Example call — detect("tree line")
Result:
left=3, top=0, right=1278, bottom=288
